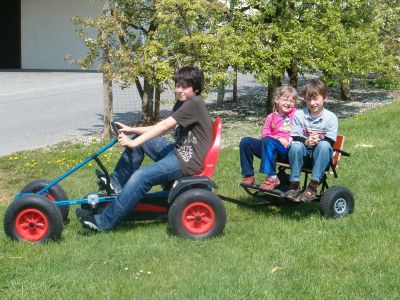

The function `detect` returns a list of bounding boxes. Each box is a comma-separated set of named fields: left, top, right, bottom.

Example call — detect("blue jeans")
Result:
left=239, top=137, right=288, bottom=177
left=288, top=141, right=333, bottom=182
left=95, top=136, right=183, bottom=230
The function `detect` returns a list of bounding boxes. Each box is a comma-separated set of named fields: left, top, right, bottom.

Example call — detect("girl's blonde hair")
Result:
left=273, top=86, right=298, bottom=109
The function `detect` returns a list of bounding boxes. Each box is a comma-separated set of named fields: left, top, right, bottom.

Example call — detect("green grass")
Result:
left=1, top=101, right=400, bottom=299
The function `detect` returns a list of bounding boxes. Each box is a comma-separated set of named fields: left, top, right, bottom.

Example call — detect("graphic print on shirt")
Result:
left=303, top=128, right=326, bottom=140
left=175, top=126, right=198, bottom=163
left=282, top=117, right=291, bottom=132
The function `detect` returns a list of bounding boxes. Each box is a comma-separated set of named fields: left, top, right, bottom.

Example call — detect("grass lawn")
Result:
left=0, top=101, right=399, bottom=299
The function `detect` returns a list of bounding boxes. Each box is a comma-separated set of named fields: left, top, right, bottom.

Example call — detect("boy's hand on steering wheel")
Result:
left=114, top=122, right=131, bottom=134
left=118, top=132, right=135, bottom=148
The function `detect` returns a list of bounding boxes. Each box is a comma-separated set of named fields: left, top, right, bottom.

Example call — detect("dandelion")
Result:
left=271, top=267, right=282, bottom=273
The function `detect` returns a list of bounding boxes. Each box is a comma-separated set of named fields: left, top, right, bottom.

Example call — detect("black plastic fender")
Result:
left=167, top=176, right=218, bottom=204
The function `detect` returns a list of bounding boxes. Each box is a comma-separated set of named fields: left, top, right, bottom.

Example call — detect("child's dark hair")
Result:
left=301, top=79, right=328, bottom=100
left=173, top=66, right=205, bottom=95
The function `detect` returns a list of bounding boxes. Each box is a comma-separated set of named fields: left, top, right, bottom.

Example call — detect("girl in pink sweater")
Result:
left=240, top=86, right=298, bottom=190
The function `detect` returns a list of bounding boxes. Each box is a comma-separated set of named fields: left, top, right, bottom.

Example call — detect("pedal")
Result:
left=95, top=169, right=108, bottom=191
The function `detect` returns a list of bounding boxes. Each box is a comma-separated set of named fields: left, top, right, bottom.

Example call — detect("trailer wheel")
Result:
left=20, top=179, right=69, bottom=222
left=320, top=186, right=354, bottom=218
left=4, top=195, right=64, bottom=243
left=168, top=189, right=226, bottom=239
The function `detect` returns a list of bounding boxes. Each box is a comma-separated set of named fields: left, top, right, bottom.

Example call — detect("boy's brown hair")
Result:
left=301, top=79, right=328, bottom=100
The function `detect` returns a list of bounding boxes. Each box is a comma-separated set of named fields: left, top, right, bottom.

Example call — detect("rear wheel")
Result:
left=4, top=195, right=63, bottom=243
left=320, top=186, right=355, bottom=218
left=168, top=189, right=226, bottom=239
left=20, top=179, right=69, bottom=222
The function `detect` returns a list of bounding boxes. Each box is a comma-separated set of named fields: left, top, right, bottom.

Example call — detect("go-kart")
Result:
left=226, top=135, right=355, bottom=218
left=4, top=118, right=226, bottom=243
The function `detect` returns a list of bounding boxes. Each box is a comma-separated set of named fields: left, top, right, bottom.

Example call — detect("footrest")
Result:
left=241, top=183, right=286, bottom=198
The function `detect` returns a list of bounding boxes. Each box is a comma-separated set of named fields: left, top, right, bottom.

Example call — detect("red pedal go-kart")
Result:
left=4, top=118, right=226, bottom=243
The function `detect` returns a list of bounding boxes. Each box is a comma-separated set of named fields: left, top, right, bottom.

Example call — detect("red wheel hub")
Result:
left=181, top=202, right=215, bottom=235
left=15, top=209, right=48, bottom=241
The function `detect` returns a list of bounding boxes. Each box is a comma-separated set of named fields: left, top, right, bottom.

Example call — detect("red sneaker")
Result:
left=259, top=177, right=280, bottom=191
left=240, top=176, right=256, bottom=186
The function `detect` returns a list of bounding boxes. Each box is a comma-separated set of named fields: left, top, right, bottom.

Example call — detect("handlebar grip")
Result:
left=333, top=148, right=351, bottom=157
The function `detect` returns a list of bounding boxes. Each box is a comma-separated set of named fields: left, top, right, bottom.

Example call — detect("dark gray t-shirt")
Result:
left=171, top=96, right=212, bottom=176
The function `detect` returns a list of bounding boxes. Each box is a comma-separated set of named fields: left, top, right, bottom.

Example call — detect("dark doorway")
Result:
left=0, top=0, right=21, bottom=68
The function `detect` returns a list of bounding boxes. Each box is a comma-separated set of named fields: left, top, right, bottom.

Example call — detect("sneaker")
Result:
left=284, top=181, right=301, bottom=202
left=259, top=177, right=280, bottom=191
left=240, top=175, right=256, bottom=186
left=75, top=208, right=101, bottom=231
left=298, top=180, right=318, bottom=203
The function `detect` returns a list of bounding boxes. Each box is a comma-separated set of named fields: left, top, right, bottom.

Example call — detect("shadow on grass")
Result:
left=75, top=218, right=167, bottom=237
left=232, top=196, right=320, bottom=221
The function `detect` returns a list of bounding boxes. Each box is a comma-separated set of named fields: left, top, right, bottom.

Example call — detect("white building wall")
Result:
left=21, top=0, right=103, bottom=70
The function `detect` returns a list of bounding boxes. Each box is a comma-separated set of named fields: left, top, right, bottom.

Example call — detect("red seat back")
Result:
left=332, top=135, right=344, bottom=168
left=195, top=117, right=222, bottom=177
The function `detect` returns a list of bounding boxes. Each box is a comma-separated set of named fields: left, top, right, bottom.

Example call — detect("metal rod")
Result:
left=36, top=139, right=117, bottom=195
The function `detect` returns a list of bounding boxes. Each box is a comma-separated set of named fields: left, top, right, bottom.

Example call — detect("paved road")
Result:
left=0, top=72, right=104, bottom=156
left=0, top=71, right=263, bottom=157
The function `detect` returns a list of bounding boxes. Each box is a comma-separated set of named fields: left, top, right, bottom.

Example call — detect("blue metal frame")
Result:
left=15, top=139, right=117, bottom=203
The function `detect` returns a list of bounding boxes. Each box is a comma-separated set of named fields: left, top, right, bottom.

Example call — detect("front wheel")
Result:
left=168, top=189, right=226, bottom=240
left=320, top=186, right=355, bottom=218
left=4, top=195, right=64, bottom=243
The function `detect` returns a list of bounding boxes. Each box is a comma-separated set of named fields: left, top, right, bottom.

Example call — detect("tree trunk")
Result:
left=287, top=60, right=298, bottom=88
left=102, top=0, right=113, bottom=140
left=102, top=74, right=113, bottom=140
left=266, top=75, right=283, bottom=114
left=153, top=87, right=161, bottom=123
left=217, top=80, right=225, bottom=106
left=233, top=70, right=238, bottom=102
left=141, top=78, right=154, bottom=125
left=340, top=81, right=351, bottom=101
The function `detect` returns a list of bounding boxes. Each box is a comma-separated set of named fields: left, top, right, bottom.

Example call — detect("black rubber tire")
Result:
left=81, top=192, right=108, bottom=214
left=4, top=194, right=64, bottom=243
left=320, top=185, right=355, bottom=218
left=20, top=179, right=69, bottom=222
left=168, top=188, right=226, bottom=240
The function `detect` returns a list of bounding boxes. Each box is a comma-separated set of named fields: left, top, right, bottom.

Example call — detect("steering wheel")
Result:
left=111, top=122, right=121, bottom=135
